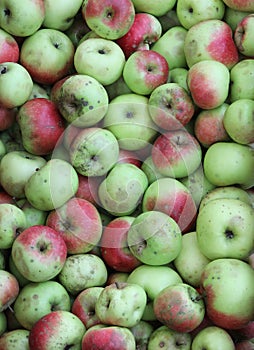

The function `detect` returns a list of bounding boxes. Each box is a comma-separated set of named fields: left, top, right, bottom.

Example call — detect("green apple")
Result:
left=105, top=75, right=132, bottom=101
left=0, top=62, right=33, bottom=109
left=224, top=7, right=251, bottom=31
left=8, top=254, right=30, bottom=288
left=74, top=38, right=126, bottom=86
left=127, top=210, right=182, bottom=265
left=191, top=326, right=235, bottom=350
left=95, top=282, right=147, bottom=328
left=0, top=329, right=30, bottom=349
left=167, top=67, right=189, bottom=92
left=24, top=158, right=79, bottom=211
left=141, top=155, right=164, bottom=184
left=17, top=199, right=48, bottom=228
left=147, top=325, right=192, bottom=350
left=131, top=0, right=177, bottom=16
left=203, top=141, right=254, bottom=189
left=103, top=93, right=158, bottom=151
left=230, top=59, right=254, bottom=102
left=0, top=312, right=7, bottom=336
left=174, top=231, right=211, bottom=287
left=235, top=14, right=254, bottom=57
left=223, top=99, right=254, bottom=144
left=0, top=150, right=46, bottom=198
left=130, top=320, right=154, bottom=350
left=29, top=82, right=51, bottom=100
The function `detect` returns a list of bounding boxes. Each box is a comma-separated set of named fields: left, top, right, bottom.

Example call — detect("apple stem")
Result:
left=8, top=305, right=14, bottom=313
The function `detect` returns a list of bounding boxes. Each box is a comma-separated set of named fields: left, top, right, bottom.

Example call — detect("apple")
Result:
left=224, top=7, right=251, bottom=31
left=153, top=283, right=205, bottom=333
left=230, top=59, right=254, bottom=102
left=98, top=163, right=148, bottom=216
left=0, top=62, right=33, bottom=109
left=148, top=82, right=195, bottom=131
left=74, top=37, right=126, bottom=85
left=24, top=158, right=79, bottom=211
left=17, top=199, right=48, bottom=228
left=28, top=310, right=86, bottom=349
left=0, top=203, right=27, bottom=249
left=0, top=0, right=45, bottom=37
left=235, top=339, right=254, bottom=350
left=106, top=272, right=129, bottom=285
left=0, top=312, right=7, bottom=336
left=0, top=270, right=19, bottom=312
left=200, top=258, right=254, bottom=329
left=46, top=197, right=103, bottom=254
left=0, top=28, right=19, bottom=63
left=103, top=93, right=158, bottom=151
left=65, top=12, right=90, bottom=47
left=131, top=0, right=177, bottom=17
left=13, top=280, right=71, bottom=330
left=122, top=50, right=169, bottom=95
left=130, top=320, right=154, bottom=350
left=52, top=74, right=109, bottom=127
left=81, top=324, right=136, bottom=350
left=43, top=0, right=83, bottom=31
left=176, top=0, right=225, bottom=29
left=82, top=0, right=135, bottom=40
left=75, top=173, right=101, bottom=205
left=0, top=105, right=16, bottom=131
left=187, top=60, right=230, bottom=109
left=152, top=26, right=188, bottom=69
left=151, top=129, right=202, bottom=178
left=105, top=75, right=132, bottom=100
left=20, top=28, right=75, bottom=85
left=234, top=14, right=254, bottom=57
left=142, top=177, right=197, bottom=233
left=221, top=0, right=254, bottom=12
left=191, top=326, right=235, bottom=350
left=141, top=155, right=164, bottom=184
left=0, top=329, right=30, bottom=349
left=194, top=103, right=230, bottom=148
left=203, top=142, right=254, bottom=189
left=100, top=216, right=142, bottom=272
left=147, top=325, right=192, bottom=350
left=95, top=282, right=147, bottom=327
left=29, top=82, right=51, bottom=100
left=167, top=67, right=189, bottom=92
left=127, top=210, right=182, bottom=265
left=116, top=12, right=162, bottom=58
left=117, top=149, right=142, bottom=168
left=157, top=9, right=181, bottom=32
left=71, top=286, right=104, bottom=329
left=11, top=225, right=67, bottom=282
left=58, top=253, right=108, bottom=295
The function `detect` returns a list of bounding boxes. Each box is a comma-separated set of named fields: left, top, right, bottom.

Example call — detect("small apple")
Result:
left=17, top=199, right=48, bottom=228
left=0, top=28, right=19, bottom=63
left=0, top=270, right=19, bottom=312
left=130, top=320, right=154, bottom=350
left=191, top=326, right=235, bottom=350
left=147, top=325, right=192, bottom=350
left=0, top=329, right=30, bottom=349
left=230, top=59, right=254, bottom=102
left=131, top=0, right=177, bottom=17
left=167, top=67, right=189, bottom=92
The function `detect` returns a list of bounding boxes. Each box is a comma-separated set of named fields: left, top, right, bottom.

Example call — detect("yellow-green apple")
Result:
left=0, top=0, right=45, bottom=37
left=95, top=282, right=147, bottom=327
left=98, top=163, right=148, bottom=216
left=142, top=177, right=197, bottom=233
left=24, top=158, right=79, bottom=211
left=123, top=50, right=169, bottom=95
left=58, top=253, right=108, bottom=295
left=11, top=225, right=67, bottom=282
left=43, top=0, right=83, bottom=31
left=222, top=0, right=254, bottom=11
left=0, top=312, right=6, bottom=336
left=16, top=199, right=48, bottom=228
left=127, top=210, right=182, bottom=265
left=82, top=0, right=135, bottom=40
left=151, top=129, right=202, bottom=178
left=174, top=231, right=211, bottom=287
left=224, top=7, right=251, bottom=31
left=153, top=283, right=205, bottom=333
left=130, top=320, right=154, bottom=350
left=0, top=28, right=19, bottom=63
left=0, top=270, right=19, bottom=312
left=230, top=59, right=254, bottom=102
left=141, top=155, right=164, bottom=184
left=127, top=264, right=183, bottom=301
left=69, top=127, right=119, bottom=177
left=148, top=82, right=195, bottom=131
left=116, top=12, right=162, bottom=58
left=105, top=75, right=132, bottom=100
left=203, top=142, right=254, bottom=189
left=0, top=62, right=33, bottom=109
left=196, top=198, right=254, bottom=260
left=46, top=197, right=102, bottom=254
left=29, top=82, right=51, bottom=100
left=223, top=99, right=254, bottom=144
left=103, top=93, right=158, bottom=151
left=200, top=258, right=254, bottom=329
left=74, top=38, right=126, bottom=85
left=100, top=216, right=142, bottom=272
left=81, top=324, right=136, bottom=350
left=52, top=74, right=109, bottom=127
left=0, top=203, right=27, bottom=249
left=0, top=105, right=16, bottom=131
left=106, top=272, right=129, bottom=285
left=176, top=0, right=225, bottom=29
left=188, top=60, right=230, bottom=109
left=131, top=0, right=177, bottom=16
left=194, top=103, right=230, bottom=148
left=234, top=14, right=254, bottom=57
left=8, top=254, right=30, bottom=288
left=71, top=286, right=104, bottom=329
left=191, top=326, right=235, bottom=350
left=28, top=310, right=86, bottom=349
left=147, top=325, right=192, bottom=350
left=167, top=67, right=189, bottom=91
left=20, top=28, right=75, bottom=85
left=16, top=98, right=65, bottom=156
left=152, top=26, right=188, bottom=69
left=0, top=329, right=30, bottom=349
left=13, top=281, right=71, bottom=330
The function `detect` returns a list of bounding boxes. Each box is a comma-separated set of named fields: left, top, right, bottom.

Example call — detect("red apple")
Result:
left=0, top=28, right=19, bottom=63
left=0, top=105, right=16, bottom=131
left=0, top=270, right=19, bottom=312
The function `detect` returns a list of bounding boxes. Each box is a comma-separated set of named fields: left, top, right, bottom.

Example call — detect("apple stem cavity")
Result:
left=225, top=230, right=234, bottom=239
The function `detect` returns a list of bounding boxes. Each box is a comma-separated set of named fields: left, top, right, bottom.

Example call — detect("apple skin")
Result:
left=191, top=326, right=235, bottom=350
left=167, top=67, right=189, bottom=92
left=81, top=324, right=136, bottom=350
left=222, top=0, right=254, bottom=11
left=11, top=225, right=67, bottom=283
left=117, top=149, right=142, bottom=168
left=147, top=325, right=192, bottom=350
left=130, top=320, right=154, bottom=350
left=235, top=339, right=254, bottom=350
left=230, top=59, right=254, bottom=102
left=75, top=173, right=101, bottom=205
left=0, top=28, right=19, bottom=63
left=0, top=270, right=19, bottom=312
left=153, top=283, right=205, bottom=333
left=82, top=0, right=135, bottom=40
left=28, top=310, right=86, bottom=350
left=0, top=329, right=30, bottom=349
left=200, top=258, right=254, bottom=329
left=0, top=105, right=16, bottom=131
left=100, top=216, right=142, bottom=272
left=0, top=312, right=7, bottom=336
left=131, top=0, right=177, bottom=17
left=224, top=7, right=251, bottom=31
left=234, top=14, right=254, bottom=57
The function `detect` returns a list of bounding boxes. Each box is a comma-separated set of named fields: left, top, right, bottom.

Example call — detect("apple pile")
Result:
left=0, top=0, right=253, bottom=349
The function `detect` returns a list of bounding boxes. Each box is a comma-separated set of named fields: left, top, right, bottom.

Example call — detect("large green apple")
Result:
left=191, top=326, right=235, bottom=350
left=230, top=59, right=254, bottom=102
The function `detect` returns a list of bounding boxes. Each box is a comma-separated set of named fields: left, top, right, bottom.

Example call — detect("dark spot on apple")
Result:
left=35, top=168, right=39, bottom=171
left=4, top=8, right=11, bottom=16
left=65, top=17, right=73, bottom=23
left=0, top=66, right=7, bottom=74
left=89, top=105, right=94, bottom=110
left=176, top=340, right=187, bottom=346
left=64, top=345, right=74, bottom=350
left=44, top=179, right=47, bottom=183
left=147, top=66, right=153, bottom=72
left=98, top=49, right=106, bottom=54
left=54, top=42, right=60, bottom=49
left=32, top=294, right=39, bottom=300
left=188, top=7, right=194, bottom=13
left=225, top=230, right=234, bottom=239
left=159, top=341, right=165, bottom=347
left=37, top=241, right=48, bottom=252
left=87, top=310, right=95, bottom=316
left=126, top=111, right=134, bottom=118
